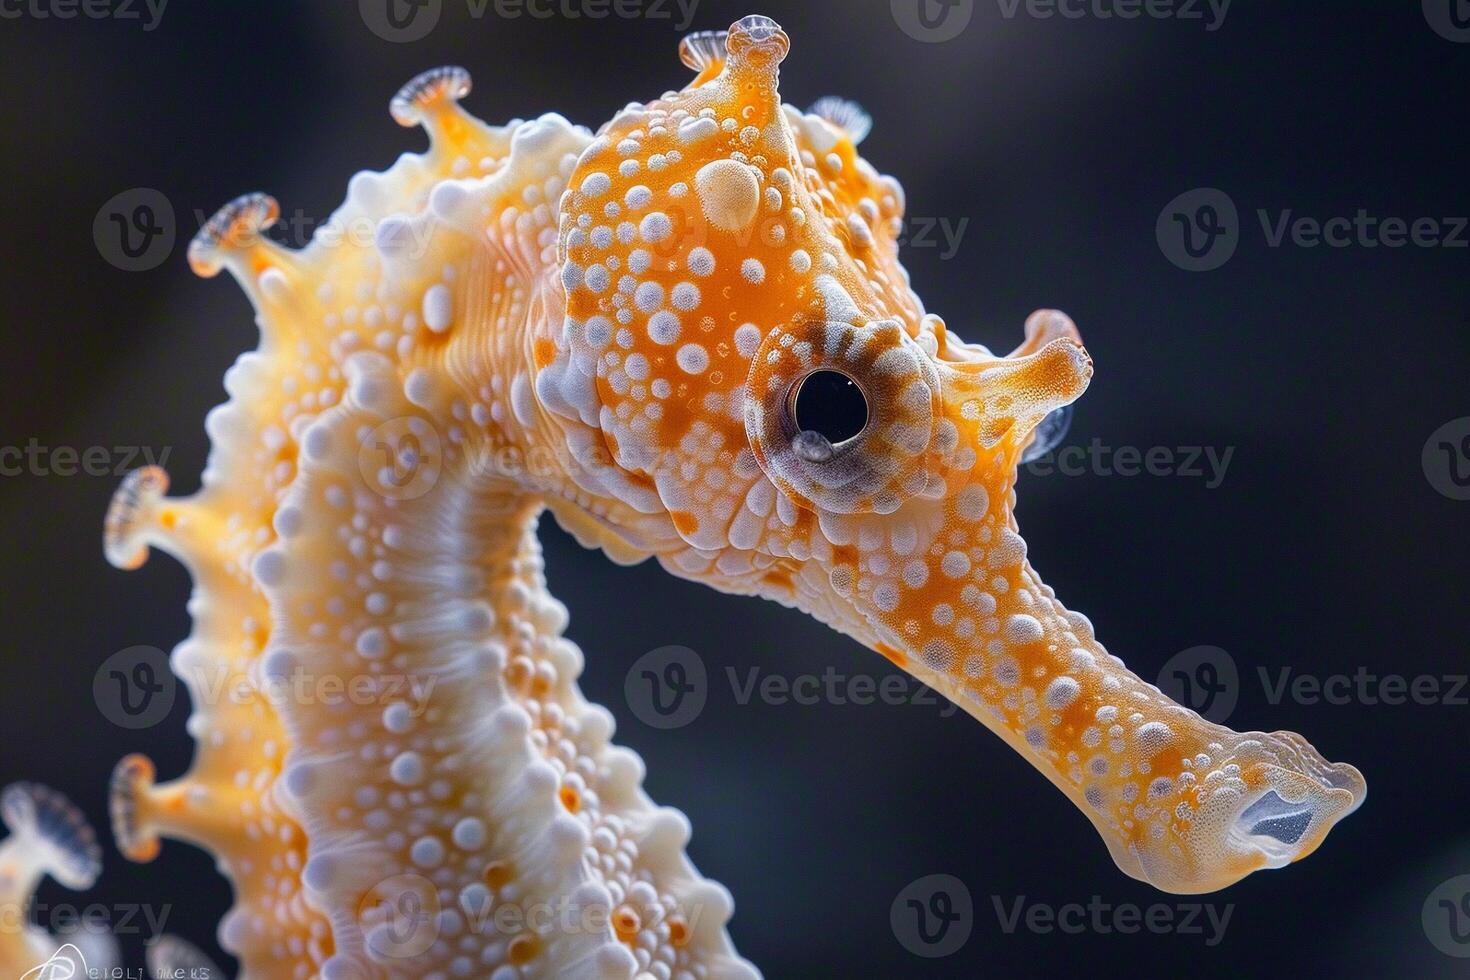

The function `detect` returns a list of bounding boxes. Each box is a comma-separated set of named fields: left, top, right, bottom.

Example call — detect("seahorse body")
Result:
left=90, top=14, right=1362, bottom=979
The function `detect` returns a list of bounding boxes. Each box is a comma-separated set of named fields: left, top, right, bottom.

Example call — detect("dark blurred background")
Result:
left=1, top=1, right=1467, bottom=977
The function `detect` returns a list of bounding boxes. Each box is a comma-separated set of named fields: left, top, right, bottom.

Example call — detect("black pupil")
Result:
left=793, top=370, right=868, bottom=445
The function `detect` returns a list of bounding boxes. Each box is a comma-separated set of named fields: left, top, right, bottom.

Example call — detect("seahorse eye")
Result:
left=790, top=369, right=868, bottom=457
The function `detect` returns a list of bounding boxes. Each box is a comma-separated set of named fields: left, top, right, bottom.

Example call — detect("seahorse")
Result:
left=79, top=14, right=1362, bottom=979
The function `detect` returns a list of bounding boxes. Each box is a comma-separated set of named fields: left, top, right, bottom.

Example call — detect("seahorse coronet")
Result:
left=0, top=13, right=1366, bottom=979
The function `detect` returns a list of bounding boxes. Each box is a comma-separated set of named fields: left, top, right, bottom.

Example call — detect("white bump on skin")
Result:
left=671, top=282, right=700, bottom=311
left=902, top=560, right=929, bottom=589
left=452, top=817, right=487, bottom=850
left=639, top=212, right=672, bottom=243
left=1134, top=721, right=1175, bottom=755
left=1006, top=614, right=1044, bottom=644
left=955, top=488, right=989, bottom=525
left=941, top=551, right=971, bottom=578
left=422, top=283, right=452, bottom=333
left=647, top=311, right=681, bottom=345
left=734, top=323, right=761, bottom=358
left=687, top=247, right=716, bottom=277
left=676, top=344, right=709, bottom=374
left=694, top=159, right=761, bottom=232
left=390, top=751, right=425, bottom=785
left=633, top=281, right=664, bottom=312
left=411, top=836, right=445, bottom=868
left=1045, top=676, right=1081, bottom=710
left=921, top=640, right=955, bottom=672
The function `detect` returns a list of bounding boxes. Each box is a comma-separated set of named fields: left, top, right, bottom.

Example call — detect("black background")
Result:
left=1, top=1, right=1467, bottom=977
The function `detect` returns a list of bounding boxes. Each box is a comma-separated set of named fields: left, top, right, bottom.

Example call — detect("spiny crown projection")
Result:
left=3, top=12, right=1365, bottom=980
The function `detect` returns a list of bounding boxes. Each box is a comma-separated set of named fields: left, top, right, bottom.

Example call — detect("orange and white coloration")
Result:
left=96, top=14, right=1364, bottom=979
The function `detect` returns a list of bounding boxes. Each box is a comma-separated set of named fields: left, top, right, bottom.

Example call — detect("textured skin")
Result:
left=90, top=15, right=1364, bottom=979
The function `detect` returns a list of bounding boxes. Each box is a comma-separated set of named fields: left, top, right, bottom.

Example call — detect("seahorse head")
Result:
left=543, top=13, right=1089, bottom=671
left=546, top=12, right=1088, bottom=556
left=537, top=14, right=1363, bottom=894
